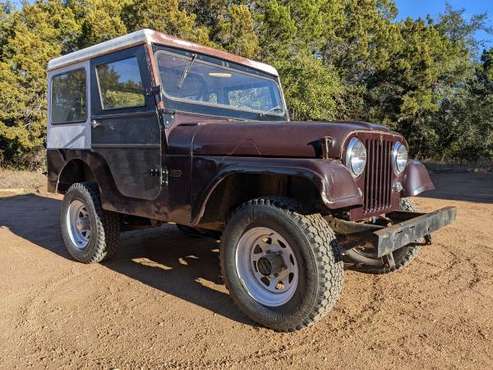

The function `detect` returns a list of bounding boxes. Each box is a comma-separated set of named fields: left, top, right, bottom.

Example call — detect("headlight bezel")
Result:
left=392, top=141, right=408, bottom=175
left=345, top=137, right=367, bottom=178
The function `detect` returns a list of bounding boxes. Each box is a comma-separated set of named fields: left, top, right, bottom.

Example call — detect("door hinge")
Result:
left=146, top=85, right=162, bottom=97
left=159, top=108, right=175, bottom=129
left=149, top=168, right=169, bottom=186
left=161, top=167, right=169, bottom=186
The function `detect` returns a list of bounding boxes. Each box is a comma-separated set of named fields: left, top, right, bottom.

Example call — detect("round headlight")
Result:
left=345, top=137, right=367, bottom=177
left=392, top=142, right=408, bottom=174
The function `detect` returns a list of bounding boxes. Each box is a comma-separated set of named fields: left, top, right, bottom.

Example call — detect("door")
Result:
left=90, top=46, right=162, bottom=200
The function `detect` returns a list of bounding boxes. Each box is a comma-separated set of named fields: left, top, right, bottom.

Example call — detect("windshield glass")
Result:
left=156, top=50, right=285, bottom=118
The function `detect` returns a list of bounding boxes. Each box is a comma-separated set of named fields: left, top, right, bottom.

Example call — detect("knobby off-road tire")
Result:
left=221, top=197, right=344, bottom=331
left=345, top=198, right=423, bottom=274
left=60, top=182, right=120, bottom=263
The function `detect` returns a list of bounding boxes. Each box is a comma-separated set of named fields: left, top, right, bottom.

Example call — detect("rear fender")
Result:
left=48, top=149, right=172, bottom=221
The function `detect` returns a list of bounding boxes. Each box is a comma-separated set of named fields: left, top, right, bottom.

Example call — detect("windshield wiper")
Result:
left=257, top=105, right=283, bottom=118
left=266, top=105, right=283, bottom=113
left=177, top=54, right=197, bottom=89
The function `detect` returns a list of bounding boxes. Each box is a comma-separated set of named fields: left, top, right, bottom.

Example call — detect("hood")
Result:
left=168, top=120, right=401, bottom=159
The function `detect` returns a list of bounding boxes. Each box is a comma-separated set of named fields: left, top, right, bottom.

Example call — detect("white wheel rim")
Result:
left=66, top=200, right=91, bottom=249
left=235, top=227, right=299, bottom=307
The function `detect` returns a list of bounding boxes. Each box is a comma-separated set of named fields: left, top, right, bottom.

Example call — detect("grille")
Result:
left=363, top=137, right=393, bottom=214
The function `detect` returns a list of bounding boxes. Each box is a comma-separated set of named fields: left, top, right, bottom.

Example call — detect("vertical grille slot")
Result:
left=363, top=137, right=393, bottom=214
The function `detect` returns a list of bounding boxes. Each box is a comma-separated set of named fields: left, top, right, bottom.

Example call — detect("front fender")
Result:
left=192, top=157, right=363, bottom=224
left=401, top=160, right=435, bottom=197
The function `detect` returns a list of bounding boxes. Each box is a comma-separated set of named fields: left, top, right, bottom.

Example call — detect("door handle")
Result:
left=91, top=120, right=102, bottom=129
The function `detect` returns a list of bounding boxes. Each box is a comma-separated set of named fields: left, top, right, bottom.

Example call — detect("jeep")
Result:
left=47, top=29, right=456, bottom=331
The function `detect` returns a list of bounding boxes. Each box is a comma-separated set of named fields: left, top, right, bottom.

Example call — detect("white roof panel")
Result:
left=47, top=29, right=278, bottom=76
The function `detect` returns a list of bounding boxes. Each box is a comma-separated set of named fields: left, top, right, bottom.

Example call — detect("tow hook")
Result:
left=424, top=234, right=432, bottom=245
left=383, top=253, right=396, bottom=270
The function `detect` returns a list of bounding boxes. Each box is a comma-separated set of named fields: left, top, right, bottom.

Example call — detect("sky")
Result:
left=395, top=0, right=493, bottom=46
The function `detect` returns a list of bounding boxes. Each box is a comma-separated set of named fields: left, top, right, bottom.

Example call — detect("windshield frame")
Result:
left=152, top=45, right=288, bottom=121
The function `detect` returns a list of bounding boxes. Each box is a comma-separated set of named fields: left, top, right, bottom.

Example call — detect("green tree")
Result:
left=275, top=50, right=343, bottom=121
left=0, top=0, right=492, bottom=167
left=432, top=48, right=493, bottom=161
left=123, top=0, right=211, bottom=45
left=216, top=4, right=259, bottom=58
left=68, top=0, right=129, bottom=47
left=0, top=0, right=79, bottom=168
left=255, top=0, right=345, bottom=120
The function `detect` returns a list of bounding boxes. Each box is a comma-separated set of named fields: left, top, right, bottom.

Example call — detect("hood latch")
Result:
left=321, top=136, right=333, bottom=159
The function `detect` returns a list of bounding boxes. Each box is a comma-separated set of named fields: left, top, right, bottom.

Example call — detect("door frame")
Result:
left=89, top=44, right=163, bottom=200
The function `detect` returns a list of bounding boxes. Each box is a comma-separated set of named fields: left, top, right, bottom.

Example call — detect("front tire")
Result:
left=221, top=198, right=344, bottom=331
left=60, top=182, right=120, bottom=263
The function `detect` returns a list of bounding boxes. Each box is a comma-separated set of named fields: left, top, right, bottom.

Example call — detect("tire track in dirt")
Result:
left=2, top=173, right=493, bottom=369
left=414, top=245, right=485, bottom=300
left=15, top=266, right=99, bottom=331
left=333, top=277, right=387, bottom=331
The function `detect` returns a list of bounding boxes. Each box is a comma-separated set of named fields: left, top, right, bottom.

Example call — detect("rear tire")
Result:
left=221, top=197, right=344, bottom=331
left=60, top=182, right=120, bottom=263
left=345, top=198, right=423, bottom=274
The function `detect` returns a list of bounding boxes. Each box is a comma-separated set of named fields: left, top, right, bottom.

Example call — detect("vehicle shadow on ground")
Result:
left=0, top=193, right=252, bottom=326
left=422, top=172, right=493, bottom=204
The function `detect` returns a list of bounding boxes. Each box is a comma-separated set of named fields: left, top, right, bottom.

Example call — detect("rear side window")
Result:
left=96, top=57, right=145, bottom=110
left=51, top=69, right=87, bottom=123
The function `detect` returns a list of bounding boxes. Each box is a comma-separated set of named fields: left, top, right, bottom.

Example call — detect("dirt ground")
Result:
left=0, top=172, right=492, bottom=369
left=0, top=168, right=45, bottom=194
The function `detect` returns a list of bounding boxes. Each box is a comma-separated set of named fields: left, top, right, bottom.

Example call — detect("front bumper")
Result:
left=374, top=206, right=456, bottom=257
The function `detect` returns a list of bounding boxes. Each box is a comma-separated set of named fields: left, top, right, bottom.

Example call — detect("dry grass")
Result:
left=0, top=168, right=46, bottom=193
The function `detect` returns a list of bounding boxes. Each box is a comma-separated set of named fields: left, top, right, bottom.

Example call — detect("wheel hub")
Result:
left=257, top=253, right=284, bottom=276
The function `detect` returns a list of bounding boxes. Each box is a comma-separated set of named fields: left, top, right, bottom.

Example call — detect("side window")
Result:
left=51, top=69, right=87, bottom=123
left=96, top=57, right=145, bottom=110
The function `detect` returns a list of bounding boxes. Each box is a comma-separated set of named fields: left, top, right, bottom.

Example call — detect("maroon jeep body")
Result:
left=46, top=29, right=456, bottom=331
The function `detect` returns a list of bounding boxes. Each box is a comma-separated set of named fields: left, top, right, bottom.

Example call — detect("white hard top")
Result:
left=47, top=29, right=278, bottom=76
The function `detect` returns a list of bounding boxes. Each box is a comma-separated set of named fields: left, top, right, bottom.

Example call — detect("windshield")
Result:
left=156, top=50, right=285, bottom=118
